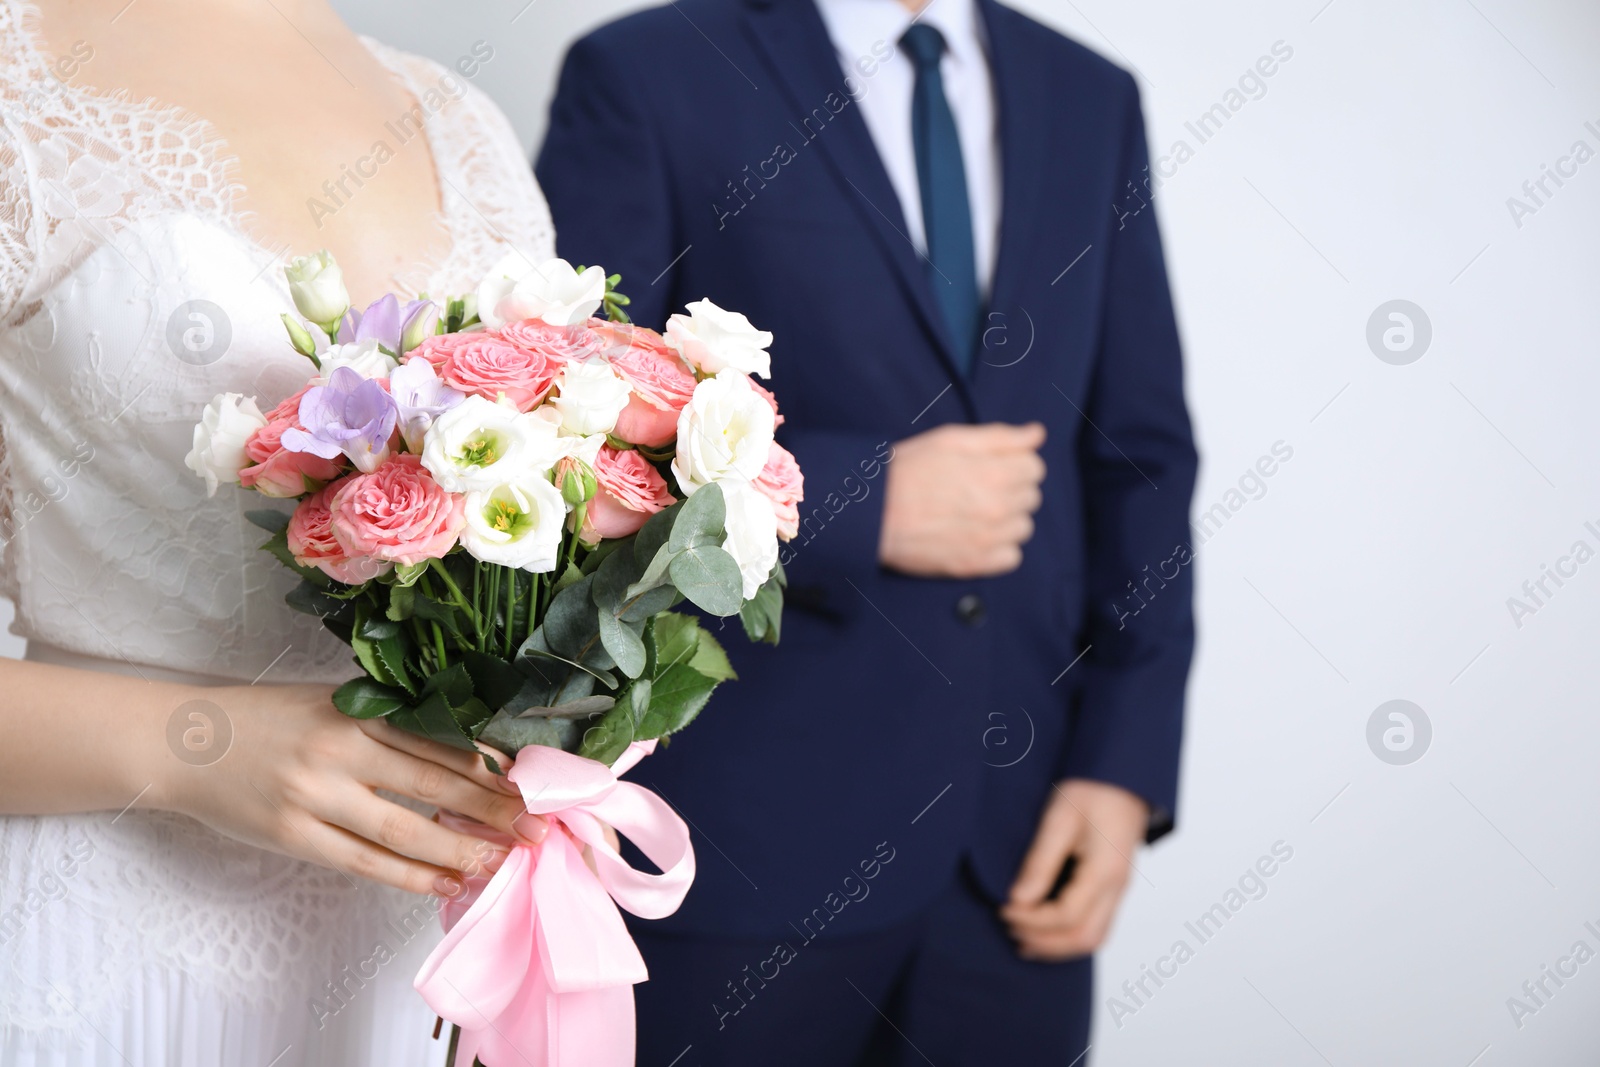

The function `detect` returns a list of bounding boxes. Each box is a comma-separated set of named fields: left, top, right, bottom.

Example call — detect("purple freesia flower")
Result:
left=390, top=358, right=466, bottom=452
left=281, top=367, right=397, bottom=473
left=337, top=295, right=435, bottom=355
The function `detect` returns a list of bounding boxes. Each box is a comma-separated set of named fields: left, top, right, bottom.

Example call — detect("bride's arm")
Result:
left=0, top=657, right=544, bottom=895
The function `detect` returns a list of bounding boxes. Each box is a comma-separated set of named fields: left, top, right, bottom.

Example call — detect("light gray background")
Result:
left=15, top=0, right=1600, bottom=1062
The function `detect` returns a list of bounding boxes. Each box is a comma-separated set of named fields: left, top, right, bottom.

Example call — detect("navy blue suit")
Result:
left=537, top=0, right=1196, bottom=1060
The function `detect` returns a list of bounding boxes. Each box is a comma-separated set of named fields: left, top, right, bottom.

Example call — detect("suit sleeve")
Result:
left=1057, top=77, right=1199, bottom=842
left=534, top=33, right=677, bottom=330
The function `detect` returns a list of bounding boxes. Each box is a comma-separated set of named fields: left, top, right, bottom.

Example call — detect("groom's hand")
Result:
left=1001, top=779, right=1148, bottom=961
left=879, top=422, right=1047, bottom=577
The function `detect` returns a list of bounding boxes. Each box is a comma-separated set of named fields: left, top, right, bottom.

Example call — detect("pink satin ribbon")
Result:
left=414, top=740, right=695, bottom=1067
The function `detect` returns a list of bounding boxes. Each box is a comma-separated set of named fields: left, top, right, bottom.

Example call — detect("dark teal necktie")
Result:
left=900, top=22, right=981, bottom=375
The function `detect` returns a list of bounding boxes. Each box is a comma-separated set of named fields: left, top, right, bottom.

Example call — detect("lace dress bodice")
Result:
left=0, top=0, right=556, bottom=1053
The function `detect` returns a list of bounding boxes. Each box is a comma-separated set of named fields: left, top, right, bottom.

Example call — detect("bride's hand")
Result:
left=151, top=683, right=545, bottom=896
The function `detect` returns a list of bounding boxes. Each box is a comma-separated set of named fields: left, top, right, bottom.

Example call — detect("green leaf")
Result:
left=386, top=583, right=415, bottom=622
left=636, top=663, right=719, bottom=740
left=592, top=538, right=645, bottom=613
left=412, top=593, right=468, bottom=642
left=452, top=696, right=494, bottom=735
left=669, top=545, right=744, bottom=617
left=579, top=538, right=624, bottom=577
left=389, top=692, right=477, bottom=751
left=422, top=662, right=475, bottom=709
left=689, top=627, right=737, bottom=682
left=461, top=650, right=525, bottom=713
left=245, top=509, right=291, bottom=534
left=739, top=573, right=784, bottom=645
left=597, top=608, right=647, bottom=679
left=620, top=583, right=679, bottom=623
left=634, top=503, right=681, bottom=567
left=262, top=528, right=331, bottom=588
left=543, top=575, right=599, bottom=659
left=576, top=686, right=638, bottom=764
left=668, top=482, right=726, bottom=552
left=552, top=561, right=585, bottom=594
left=649, top=612, right=702, bottom=674
left=332, top=678, right=408, bottom=719
left=374, top=633, right=416, bottom=696
left=480, top=712, right=579, bottom=756
left=286, top=579, right=350, bottom=618
left=625, top=542, right=679, bottom=600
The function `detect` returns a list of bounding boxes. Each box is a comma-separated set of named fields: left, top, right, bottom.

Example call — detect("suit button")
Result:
left=955, top=594, right=985, bottom=627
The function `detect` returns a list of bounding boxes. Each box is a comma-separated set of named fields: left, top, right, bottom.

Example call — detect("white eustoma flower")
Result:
left=552, top=360, right=633, bottom=436
left=460, top=476, right=568, bottom=571
left=664, top=299, right=773, bottom=378
left=421, top=395, right=565, bottom=493
left=721, top=480, right=780, bottom=599
left=314, top=338, right=398, bottom=383
left=285, top=250, right=350, bottom=328
left=475, top=253, right=606, bottom=329
left=671, top=370, right=777, bottom=495
left=185, top=393, right=267, bottom=496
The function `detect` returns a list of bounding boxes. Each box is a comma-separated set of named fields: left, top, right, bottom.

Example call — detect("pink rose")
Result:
left=750, top=379, right=784, bottom=428
left=329, top=454, right=465, bottom=566
left=239, top=386, right=344, bottom=498
left=498, top=319, right=606, bottom=365
left=287, top=482, right=392, bottom=584
left=409, top=331, right=483, bottom=369
left=438, top=336, right=557, bottom=412
left=597, top=327, right=698, bottom=448
left=583, top=445, right=677, bottom=540
left=754, top=442, right=804, bottom=541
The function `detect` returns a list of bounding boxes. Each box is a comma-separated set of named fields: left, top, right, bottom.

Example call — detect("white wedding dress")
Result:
left=0, top=1, right=556, bottom=1062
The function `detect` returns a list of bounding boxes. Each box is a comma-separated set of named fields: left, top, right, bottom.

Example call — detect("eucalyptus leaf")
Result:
left=619, top=583, right=679, bottom=623
left=668, top=482, right=726, bottom=552
left=543, top=575, right=598, bottom=658
left=517, top=695, right=615, bottom=719
left=669, top=544, right=744, bottom=617
left=624, top=542, right=679, bottom=601
left=597, top=608, right=647, bottom=679
left=739, top=573, right=784, bottom=646
left=633, top=503, right=681, bottom=567
left=480, top=713, right=579, bottom=756
left=592, top=539, right=645, bottom=612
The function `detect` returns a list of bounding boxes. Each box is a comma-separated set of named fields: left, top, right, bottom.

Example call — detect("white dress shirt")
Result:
left=813, top=0, right=1002, bottom=295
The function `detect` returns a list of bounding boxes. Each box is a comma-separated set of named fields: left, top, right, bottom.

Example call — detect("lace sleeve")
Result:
left=0, top=114, right=35, bottom=324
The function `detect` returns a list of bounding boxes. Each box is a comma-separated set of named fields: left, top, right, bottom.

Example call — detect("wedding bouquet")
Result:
left=185, top=250, right=804, bottom=1067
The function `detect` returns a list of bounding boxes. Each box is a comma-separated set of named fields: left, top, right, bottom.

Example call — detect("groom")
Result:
left=537, top=0, right=1196, bottom=1061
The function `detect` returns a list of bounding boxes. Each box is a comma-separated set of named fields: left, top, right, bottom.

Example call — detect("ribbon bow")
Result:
left=414, top=740, right=695, bottom=1067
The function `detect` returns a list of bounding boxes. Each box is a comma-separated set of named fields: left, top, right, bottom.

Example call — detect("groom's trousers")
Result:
left=629, top=863, right=1092, bottom=1067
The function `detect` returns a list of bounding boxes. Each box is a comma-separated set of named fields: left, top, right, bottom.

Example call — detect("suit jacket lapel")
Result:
left=974, top=0, right=1046, bottom=382
left=741, top=0, right=975, bottom=412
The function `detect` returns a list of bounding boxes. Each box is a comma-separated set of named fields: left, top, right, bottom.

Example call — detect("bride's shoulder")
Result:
left=361, top=37, right=520, bottom=147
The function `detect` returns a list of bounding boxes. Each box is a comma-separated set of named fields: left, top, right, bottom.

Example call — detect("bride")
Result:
left=0, top=0, right=560, bottom=1061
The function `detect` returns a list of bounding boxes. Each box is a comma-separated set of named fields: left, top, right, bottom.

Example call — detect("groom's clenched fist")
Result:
left=879, top=422, right=1047, bottom=578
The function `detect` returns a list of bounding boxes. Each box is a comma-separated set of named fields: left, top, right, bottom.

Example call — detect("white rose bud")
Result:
left=185, top=393, right=267, bottom=497
left=552, top=360, right=633, bottom=437
left=285, top=250, right=351, bottom=329
left=475, top=253, right=606, bottom=329
left=314, top=338, right=398, bottom=383
left=421, top=394, right=566, bottom=493
left=665, top=299, right=773, bottom=378
left=671, top=370, right=776, bottom=495
left=721, top=480, right=780, bottom=599
left=460, top=476, right=568, bottom=572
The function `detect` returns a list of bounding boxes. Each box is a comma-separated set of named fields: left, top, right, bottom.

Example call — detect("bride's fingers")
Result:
left=355, top=732, right=546, bottom=843
left=292, top=814, right=469, bottom=897
left=357, top=718, right=516, bottom=793
left=322, top=788, right=512, bottom=882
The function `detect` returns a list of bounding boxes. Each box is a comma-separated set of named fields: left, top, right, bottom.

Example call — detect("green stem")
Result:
left=472, top=564, right=482, bottom=652
left=503, top=568, right=516, bottom=659
left=525, top=572, right=542, bottom=647
left=428, top=559, right=480, bottom=638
